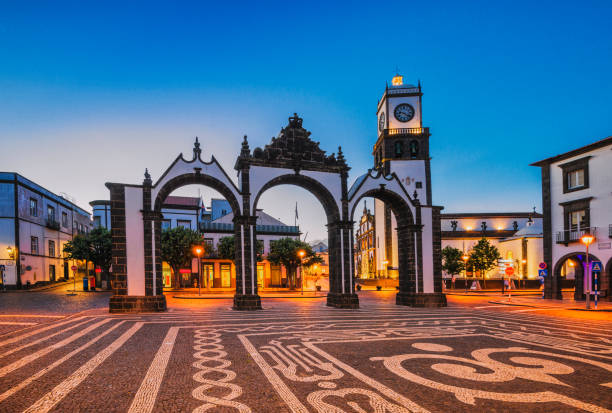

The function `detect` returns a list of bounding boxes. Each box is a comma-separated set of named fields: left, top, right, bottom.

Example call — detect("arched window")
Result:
left=394, top=141, right=403, bottom=158
left=409, top=140, right=419, bottom=158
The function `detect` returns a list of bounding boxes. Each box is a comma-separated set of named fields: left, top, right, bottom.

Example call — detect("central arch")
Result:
left=252, top=173, right=344, bottom=301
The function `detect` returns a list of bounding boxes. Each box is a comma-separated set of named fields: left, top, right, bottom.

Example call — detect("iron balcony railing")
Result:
left=383, top=127, right=429, bottom=136
left=45, top=218, right=60, bottom=230
left=556, top=227, right=597, bottom=244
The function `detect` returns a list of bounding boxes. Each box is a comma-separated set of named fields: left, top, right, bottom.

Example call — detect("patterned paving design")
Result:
left=0, top=301, right=610, bottom=412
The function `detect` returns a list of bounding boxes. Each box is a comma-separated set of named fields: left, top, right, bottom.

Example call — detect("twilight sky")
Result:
left=1, top=1, right=611, bottom=242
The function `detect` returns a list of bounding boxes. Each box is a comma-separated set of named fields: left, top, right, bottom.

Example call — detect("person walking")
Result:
left=451, top=275, right=456, bottom=290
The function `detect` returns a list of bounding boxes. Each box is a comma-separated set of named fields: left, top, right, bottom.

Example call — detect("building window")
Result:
left=62, top=212, right=68, bottom=227
left=560, top=156, right=590, bottom=193
left=177, top=220, right=191, bottom=229
left=569, top=210, right=587, bottom=231
left=394, top=141, right=403, bottom=158
left=204, top=238, right=214, bottom=253
left=31, top=236, right=39, bottom=255
left=47, top=205, right=55, bottom=221
left=30, top=198, right=38, bottom=216
left=49, top=240, right=55, bottom=257
left=567, top=169, right=585, bottom=190
left=93, top=216, right=101, bottom=227
left=161, top=220, right=171, bottom=230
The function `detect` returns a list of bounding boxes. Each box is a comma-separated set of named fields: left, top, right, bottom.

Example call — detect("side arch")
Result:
left=350, top=188, right=417, bottom=295
left=153, top=172, right=241, bottom=214
left=604, top=257, right=612, bottom=302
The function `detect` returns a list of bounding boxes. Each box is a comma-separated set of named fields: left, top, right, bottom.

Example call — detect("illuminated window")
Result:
left=392, top=75, right=403, bottom=86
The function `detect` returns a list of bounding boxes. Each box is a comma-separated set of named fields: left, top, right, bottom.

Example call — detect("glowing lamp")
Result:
left=298, top=250, right=305, bottom=258
left=391, top=75, right=403, bottom=86
left=568, top=260, right=575, bottom=267
left=193, top=246, right=203, bottom=256
left=7, top=246, right=14, bottom=259
left=465, top=226, right=473, bottom=231
left=461, top=254, right=469, bottom=262
left=580, top=234, right=595, bottom=246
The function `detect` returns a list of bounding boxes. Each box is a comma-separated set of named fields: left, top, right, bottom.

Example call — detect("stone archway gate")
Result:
left=107, top=114, right=446, bottom=312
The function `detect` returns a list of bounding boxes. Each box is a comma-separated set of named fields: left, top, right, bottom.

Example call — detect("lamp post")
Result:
left=462, top=254, right=469, bottom=292
left=298, top=249, right=306, bottom=295
left=580, top=234, right=595, bottom=310
left=193, top=246, right=203, bottom=296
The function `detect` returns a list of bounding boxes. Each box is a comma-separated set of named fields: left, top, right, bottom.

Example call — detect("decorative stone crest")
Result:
left=244, top=113, right=349, bottom=173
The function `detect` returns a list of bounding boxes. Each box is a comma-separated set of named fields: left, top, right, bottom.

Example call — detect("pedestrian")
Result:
left=451, top=275, right=456, bottom=289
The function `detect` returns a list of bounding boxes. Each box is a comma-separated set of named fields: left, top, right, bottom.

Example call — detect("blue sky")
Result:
left=1, top=1, right=611, bottom=241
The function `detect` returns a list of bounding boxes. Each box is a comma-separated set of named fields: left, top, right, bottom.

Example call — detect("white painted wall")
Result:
left=125, top=186, right=145, bottom=296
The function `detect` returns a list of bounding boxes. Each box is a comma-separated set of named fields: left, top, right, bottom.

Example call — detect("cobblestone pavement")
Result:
left=0, top=292, right=610, bottom=412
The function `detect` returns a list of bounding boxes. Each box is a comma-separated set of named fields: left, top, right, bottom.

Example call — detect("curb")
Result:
left=173, top=294, right=327, bottom=300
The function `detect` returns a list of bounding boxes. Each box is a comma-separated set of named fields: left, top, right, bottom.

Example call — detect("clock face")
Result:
left=378, top=112, right=385, bottom=132
left=394, top=103, right=415, bottom=122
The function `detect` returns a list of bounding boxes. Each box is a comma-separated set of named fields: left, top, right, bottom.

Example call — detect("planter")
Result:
left=356, top=284, right=362, bottom=291
left=316, top=285, right=322, bottom=292
left=376, top=285, right=382, bottom=291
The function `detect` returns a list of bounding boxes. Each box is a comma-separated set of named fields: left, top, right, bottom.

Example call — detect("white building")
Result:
left=531, top=136, right=612, bottom=301
left=441, top=212, right=543, bottom=282
left=0, top=173, right=92, bottom=287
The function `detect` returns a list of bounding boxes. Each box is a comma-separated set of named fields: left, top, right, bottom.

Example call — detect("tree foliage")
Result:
left=217, top=236, right=264, bottom=262
left=267, top=238, right=323, bottom=289
left=467, top=237, right=500, bottom=279
left=441, top=246, right=464, bottom=276
left=62, top=228, right=112, bottom=285
left=160, top=226, right=203, bottom=288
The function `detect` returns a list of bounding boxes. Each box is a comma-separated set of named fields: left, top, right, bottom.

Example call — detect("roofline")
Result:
left=0, top=172, right=91, bottom=216
left=441, top=212, right=542, bottom=218
left=89, top=200, right=111, bottom=206
left=530, top=136, right=612, bottom=167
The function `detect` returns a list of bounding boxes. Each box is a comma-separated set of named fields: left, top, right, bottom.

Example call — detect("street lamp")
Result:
left=298, top=250, right=306, bottom=295
left=6, top=246, right=15, bottom=260
left=193, top=245, right=203, bottom=296
left=461, top=254, right=469, bottom=292
left=580, top=234, right=595, bottom=309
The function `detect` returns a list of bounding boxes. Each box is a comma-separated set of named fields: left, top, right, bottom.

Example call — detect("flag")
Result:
left=295, top=202, right=299, bottom=220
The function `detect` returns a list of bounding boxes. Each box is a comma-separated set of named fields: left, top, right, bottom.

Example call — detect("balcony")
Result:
left=383, top=127, right=429, bottom=136
left=556, top=227, right=596, bottom=244
left=46, top=218, right=60, bottom=231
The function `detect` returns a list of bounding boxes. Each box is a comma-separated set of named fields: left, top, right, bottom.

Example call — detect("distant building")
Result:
left=354, top=202, right=376, bottom=279
left=531, top=136, right=612, bottom=301
left=441, top=212, right=543, bottom=281
left=0, top=173, right=92, bottom=287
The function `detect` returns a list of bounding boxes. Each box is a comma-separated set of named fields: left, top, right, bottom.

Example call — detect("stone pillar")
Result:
left=395, top=221, right=446, bottom=307
left=232, top=214, right=261, bottom=310
left=326, top=220, right=359, bottom=309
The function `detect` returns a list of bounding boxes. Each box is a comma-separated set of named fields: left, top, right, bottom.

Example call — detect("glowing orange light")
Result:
left=298, top=250, right=305, bottom=258
left=391, top=75, right=403, bottom=86
left=193, top=246, right=203, bottom=256
left=465, top=226, right=473, bottom=231
left=580, top=234, right=595, bottom=246
left=461, top=255, right=469, bottom=262
left=497, top=226, right=504, bottom=230
left=568, top=260, right=575, bottom=267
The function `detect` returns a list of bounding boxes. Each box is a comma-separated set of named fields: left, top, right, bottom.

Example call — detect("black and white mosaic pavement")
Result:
left=0, top=293, right=610, bottom=412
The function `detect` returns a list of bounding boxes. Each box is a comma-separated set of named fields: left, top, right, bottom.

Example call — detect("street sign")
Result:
left=71, top=265, right=78, bottom=271
left=505, top=267, right=514, bottom=276
left=592, top=261, right=602, bottom=272
left=539, top=262, right=547, bottom=270
left=538, top=269, right=548, bottom=277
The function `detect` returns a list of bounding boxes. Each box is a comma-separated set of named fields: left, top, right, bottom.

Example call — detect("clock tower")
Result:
left=373, top=74, right=431, bottom=205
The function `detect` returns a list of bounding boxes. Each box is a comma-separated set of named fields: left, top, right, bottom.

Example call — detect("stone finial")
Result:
left=288, top=113, right=303, bottom=128
left=143, top=168, right=152, bottom=185
left=193, top=137, right=202, bottom=159
left=240, top=135, right=250, bottom=157
left=337, top=146, right=346, bottom=166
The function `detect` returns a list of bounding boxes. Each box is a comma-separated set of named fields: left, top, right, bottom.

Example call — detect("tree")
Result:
left=63, top=234, right=92, bottom=278
left=217, top=236, right=264, bottom=262
left=467, top=237, right=500, bottom=288
left=441, top=246, right=464, bottom=277
left=88, top=227, right=112, bottom=286
left=160, top=227, right=203, bottom=288
left=267, top=238, right=323, bottom=289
